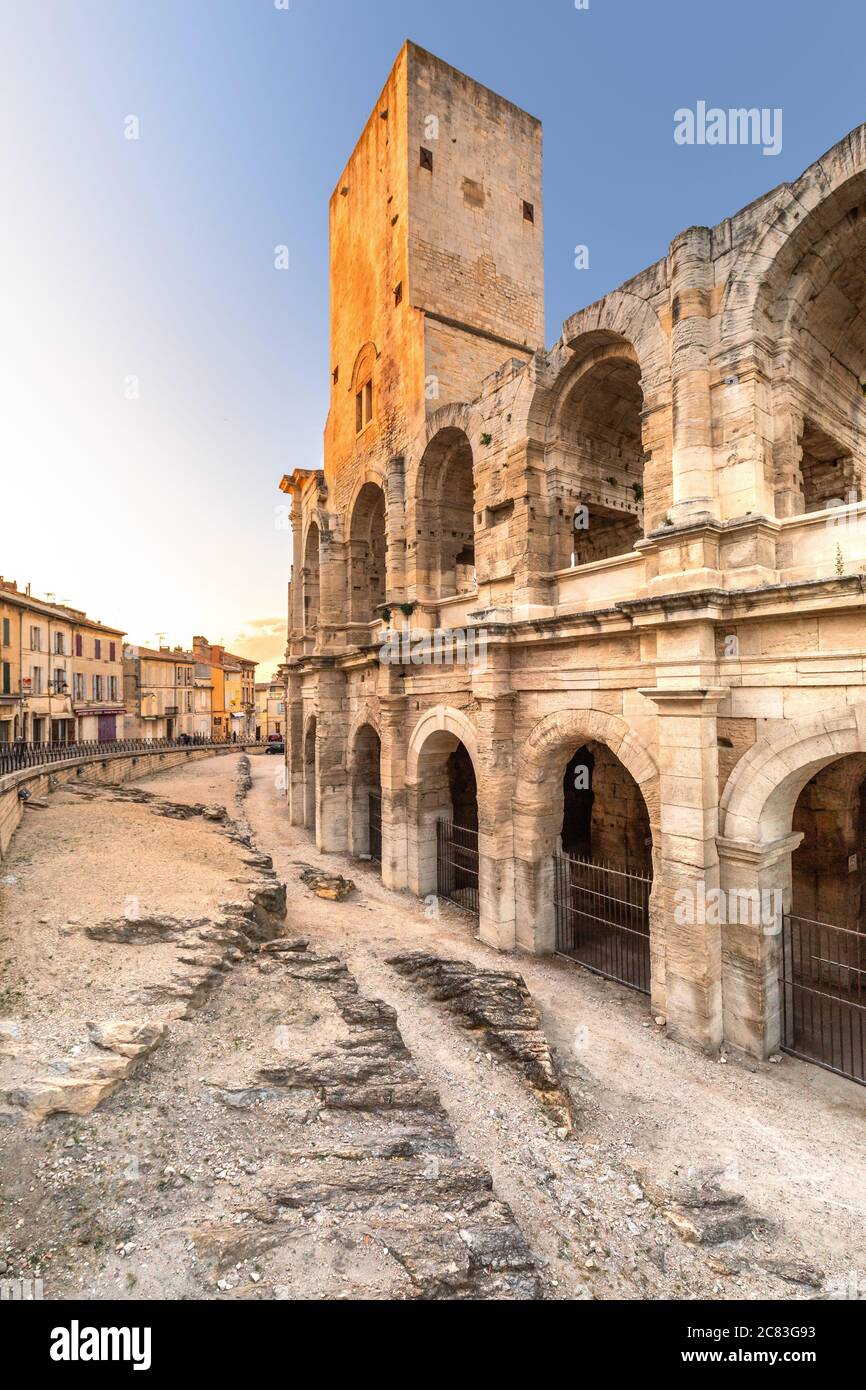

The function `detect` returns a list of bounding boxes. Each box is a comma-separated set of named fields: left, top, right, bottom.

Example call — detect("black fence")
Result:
left=553, top=852, right=652, bottom=994
left=436, top=818, right=479, bottom=917
left=781, top=913, right=865, bottom=1086
left=369, top=791, right=382, bottom=863
left=0, top=735, right=258, bottom=779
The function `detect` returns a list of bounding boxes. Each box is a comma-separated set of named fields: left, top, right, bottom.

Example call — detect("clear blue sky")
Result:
left=2, top=0, right=864, bottom=671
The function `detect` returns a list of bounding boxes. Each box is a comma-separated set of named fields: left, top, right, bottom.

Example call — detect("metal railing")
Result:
left=0, top=735, right=258, bottom=779
left=553, top=852, right=652, bottom=994
left=436, top=818, right=479, bottom=917
left=781, top=913, right=865, bottom=1085
left=369, top=791, right=382, bottom=864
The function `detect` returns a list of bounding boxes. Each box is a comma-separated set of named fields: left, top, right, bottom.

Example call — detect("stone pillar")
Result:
left=314, top=669, right=348, bottom=853
left=718, top=832, right=802, bottom=1059
left=472, top=641, right=517, bottom=949
left=286, top=671, right=305, bottom=826
left=507, top=440, right=555, bottom=619
left=641, top=680, right=726, bottom=1051
left=385, top=456, right=407, bottom=606
left=669, top=227, right=718, bottom=526
left=378, top=669, right=409, bottom=891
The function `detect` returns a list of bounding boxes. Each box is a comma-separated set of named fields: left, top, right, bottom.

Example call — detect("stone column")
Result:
left=669, top=227, right=718, bottom=526
left=378, top=666, right=409, bottom=891
left=286, top=671, right=305, bottom=826
left=472, top=639, right=517, bottom=949
left=507, top=440, right=556, bottom=619
left=385, top=456, right=407, bottom=606
left=641, top=680, right=726, bottom=1050
left=717, top=832, right=802, bottom=1059
left=314, top=668, right=348, bottom=853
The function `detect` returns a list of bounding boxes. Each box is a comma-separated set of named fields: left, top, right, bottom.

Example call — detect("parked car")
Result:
left=265, top=740, right=285, bottom=755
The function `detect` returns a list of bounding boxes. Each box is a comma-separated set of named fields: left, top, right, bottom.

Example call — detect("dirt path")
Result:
left=242, top=756, right=866, bottom=1300
left=0, top=752, right=863, bottom=1302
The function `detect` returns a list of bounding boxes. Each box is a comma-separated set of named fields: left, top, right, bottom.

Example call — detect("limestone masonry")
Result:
left=280, top=40, right=866, bottom=1077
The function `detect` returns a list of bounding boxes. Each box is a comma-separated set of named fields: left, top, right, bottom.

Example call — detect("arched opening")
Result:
left=415, top=428, right=476, bottom=600
left=783, top=756, right=866, bottom=1081
left=555, top=741, right=653, bottom=992
left=303, top=522, right=320, bottom=636
left=303, top=717, right=317, bottom=835
left=553, top=354, right=646, bottom=568
left=763, top=184, right=866, bottom=516
left=514, top=712, right=659, bottom=992
left=410, top=726, right=479, bottom=915
left=349, top=483, right=387, bottom=622
left=349, top=723, right=382, bottom=864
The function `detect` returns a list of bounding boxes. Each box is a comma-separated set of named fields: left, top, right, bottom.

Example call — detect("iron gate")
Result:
left=554, top=853, right=652, bottom=994
left=436, top=819, right=479, bottom=917
left=781, top=914, right=865, bottom=1085
left=368, top=791, right=382, bottom=864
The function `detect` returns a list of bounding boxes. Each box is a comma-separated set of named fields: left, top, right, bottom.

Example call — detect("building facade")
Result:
left=0, top=579, right=125, bottom=743
left=256, top=679, right=285, bottom=741
left=123, top=647, right=197, bottom=740
left=282, top=43, right=866, bottom=1083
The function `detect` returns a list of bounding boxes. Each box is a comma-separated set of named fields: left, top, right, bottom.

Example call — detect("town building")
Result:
left=191, top=638, right=257, bottom=741
left=123, top=647, right=196, bottom=740
left=0, top=578, right=125, bottom=743
left=255, top=679, right=285, bottom=741
left=280, top=43, right=866, bottom=1086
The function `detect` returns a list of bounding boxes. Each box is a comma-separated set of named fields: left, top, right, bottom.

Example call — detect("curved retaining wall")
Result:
left=0, top=746, right=250, bottom=862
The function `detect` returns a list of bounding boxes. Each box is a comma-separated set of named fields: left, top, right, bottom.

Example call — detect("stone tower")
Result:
left=323, top=41, right=544, bottom=513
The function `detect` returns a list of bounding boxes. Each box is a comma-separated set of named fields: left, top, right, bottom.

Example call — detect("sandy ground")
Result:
left=0, top=752, right=863, bottom=1302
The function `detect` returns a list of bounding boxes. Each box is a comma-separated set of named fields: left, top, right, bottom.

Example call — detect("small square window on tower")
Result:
left=523, top=200, right=535, bottom=223
left=420, top=146, right=433, bottom=172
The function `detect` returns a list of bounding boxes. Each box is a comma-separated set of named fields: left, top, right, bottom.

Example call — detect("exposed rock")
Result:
left=296, top=864, right=356, bottom=901
left=87, top=1020, right=168, bottom=1059
left=202, top=805, right=228, bottom=822
left=85, top=916, right=210, bottom=945
left=636, top=1167, right=770, bottom=1247
left=9, top=1023, right=165, bottom=1123
left=757, top=1259, right=825, bottom=1289
left=387, top=952, right=573, bottom=1132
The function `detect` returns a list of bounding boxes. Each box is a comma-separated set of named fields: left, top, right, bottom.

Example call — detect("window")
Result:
left=54, top=632, right=65, bottom=655
left=54, top=668, right=66, bottom=694
left=94, top=639, right=102, bottom=660
left=109, top=641, right=116, bottom=662
left=74, top=673, right=85, bottom=701
left=75, top=634, right=83, bottom=657
left=1, top=662, right=10, bottom=695
left=420, top=146, right=433, bottom=171
left=356, top=380, right=374, bottom=433
left=332, top=366, right=339, bottom=385
left=92, top=674, right=104, bottom=700
left=109, top=676, right=118, bottom=701
left=523, top=200, right=535, bottom=223
left=31, top=666, right=43, bottom=694
left=2, top=618, right=9, bottom=647
left=394, top=281, right=403, bottom=306
left=30, top=626, right=41, bottom=651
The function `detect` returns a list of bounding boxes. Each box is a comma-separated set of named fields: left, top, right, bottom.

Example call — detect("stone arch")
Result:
left=514, top=707, right=659, bottom=858
left=302, top=520, right=320, bottom=636
left=347, top=478, right=387, bottom=621
left=404, top=705, right=481, bottom=911
left=720, top=706, right=866, bottom=846
left=536, top=297, right=672, bottom=554
left=411, top=421, right=478, bottom=601
left=405, top=705, right=480, bottom=788
left=512, top=707, right=661, bottom=977
left=347, top=717, right=383, bottom=861
left=718, top=703, right=866, bottom=1060
left=719, top=125, right=866, bottom=349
